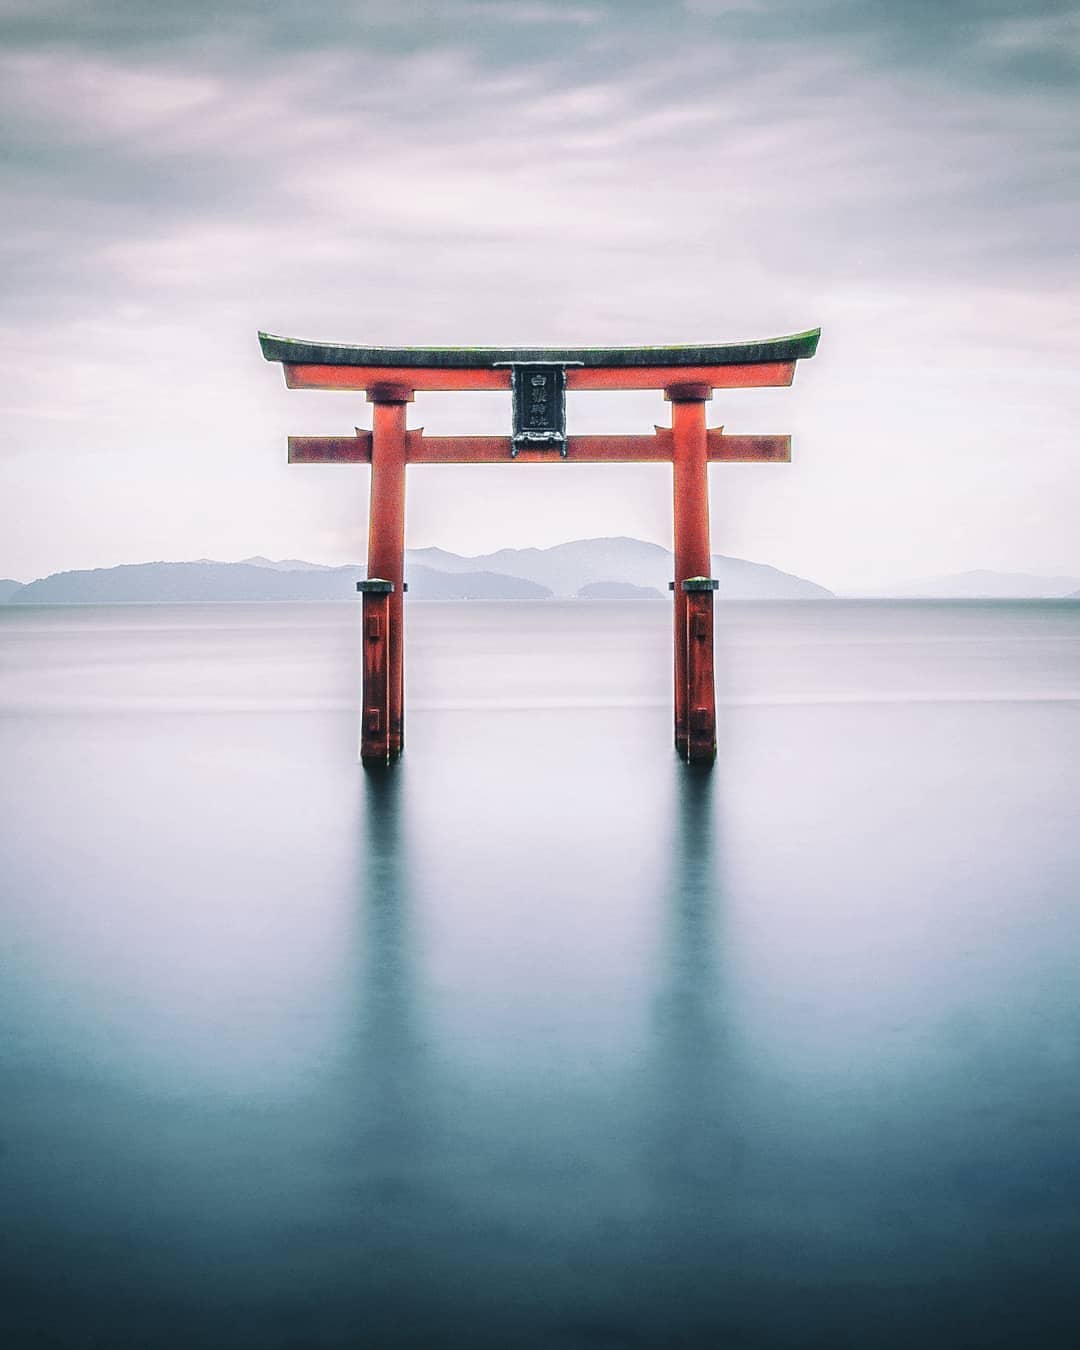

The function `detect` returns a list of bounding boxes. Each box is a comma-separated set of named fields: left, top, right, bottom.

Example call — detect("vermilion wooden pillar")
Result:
left=367, top=385, right=410, bottom=760
left=668, top=384, right=713, bottom=758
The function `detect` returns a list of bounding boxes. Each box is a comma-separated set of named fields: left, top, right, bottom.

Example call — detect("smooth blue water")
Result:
left=2, top=600, right=1080, bottom=1348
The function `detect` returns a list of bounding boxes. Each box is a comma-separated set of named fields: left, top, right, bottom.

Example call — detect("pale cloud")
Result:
left=461, top=2, right=604, bottom=23
left=984, top=11, right=1080, bottom=54
left=682, top=0, right=765, bottom=13
left=0, top=51, right=219, bottom=136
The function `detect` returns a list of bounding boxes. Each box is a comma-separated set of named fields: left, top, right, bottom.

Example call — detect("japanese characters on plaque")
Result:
left=510, top=364, right=567, bottom=454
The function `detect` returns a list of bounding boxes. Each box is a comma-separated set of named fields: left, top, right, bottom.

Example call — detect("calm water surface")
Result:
left=2, top=600, right=1079, bottom=1348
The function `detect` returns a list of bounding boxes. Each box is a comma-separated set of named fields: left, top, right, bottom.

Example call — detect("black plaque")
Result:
left=509, top=364, right=567, bottom=454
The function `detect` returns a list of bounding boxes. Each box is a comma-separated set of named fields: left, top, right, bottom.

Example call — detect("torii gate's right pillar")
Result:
left=668, top=383, right=714, bottom=761
left=366, top=384, right=410, bottom=763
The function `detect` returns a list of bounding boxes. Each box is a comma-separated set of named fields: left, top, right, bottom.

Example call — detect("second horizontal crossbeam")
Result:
left=288, top=429, right=790, bottom=465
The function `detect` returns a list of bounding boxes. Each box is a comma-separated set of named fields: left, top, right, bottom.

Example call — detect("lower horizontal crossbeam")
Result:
left=287, top=429, right=790, bottom=465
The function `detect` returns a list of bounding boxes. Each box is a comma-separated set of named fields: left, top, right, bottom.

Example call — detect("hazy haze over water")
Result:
left=2, top=600, right=1080, bottom=1347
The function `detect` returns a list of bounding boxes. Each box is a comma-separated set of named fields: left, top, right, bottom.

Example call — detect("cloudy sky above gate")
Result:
left=1, top=0, right=1077, bottom=589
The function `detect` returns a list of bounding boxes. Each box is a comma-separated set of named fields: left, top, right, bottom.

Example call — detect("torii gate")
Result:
left=259, top=329, right=820, bottom=766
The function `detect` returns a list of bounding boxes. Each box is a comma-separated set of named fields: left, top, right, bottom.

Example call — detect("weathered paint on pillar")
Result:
left=683, top=578, right=718, bottom=764
left=668, top=384, right=712, bottom=757
left=367, top=385, right=411, bottom=760
left=357, top=580, right=393, bottom=765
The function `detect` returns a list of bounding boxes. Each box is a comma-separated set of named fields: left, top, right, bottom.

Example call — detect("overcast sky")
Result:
left=1, top=0, right=1077, bottom=589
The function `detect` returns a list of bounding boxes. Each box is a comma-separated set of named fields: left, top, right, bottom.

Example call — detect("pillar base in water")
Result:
left=681, top=578, right=719, bottom=766
left=357, top=581, right=398, bottom=767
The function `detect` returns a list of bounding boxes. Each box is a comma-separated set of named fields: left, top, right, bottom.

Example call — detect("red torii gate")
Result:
left=259, top=329, right=820, bottom=766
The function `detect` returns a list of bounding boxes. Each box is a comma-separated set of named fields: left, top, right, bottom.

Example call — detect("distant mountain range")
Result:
left=1, top=537, right=832, bottom=604
left=4, top=561, right=550, bottom=604
left=6, top=550, right=1080, bottom=604
left=405, top=538, right=831, bottom=599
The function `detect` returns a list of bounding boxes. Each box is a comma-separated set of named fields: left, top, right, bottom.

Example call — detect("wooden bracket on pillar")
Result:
left=682, top=578, right=718, bottom=766
left=357, top=579, right=394, bottom=766
left=366, top=383, right=415, bottom=405
left=665, top=383, right=713, bottom=403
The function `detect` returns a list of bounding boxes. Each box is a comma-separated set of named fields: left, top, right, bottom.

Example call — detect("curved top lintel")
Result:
left=258, top=329, right=820, bottom=370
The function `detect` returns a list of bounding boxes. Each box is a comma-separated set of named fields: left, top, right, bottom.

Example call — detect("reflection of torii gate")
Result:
left=259, top=329, right=820, bottom=767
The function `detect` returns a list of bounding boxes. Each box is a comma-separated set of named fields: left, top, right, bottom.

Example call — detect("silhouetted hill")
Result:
left=8, top=561, right=551, bottom=604
left=239, top=556, right=336, bottom=572
left=708, top=554, right=832, bottom=600
left=407, top=568, right=550, bottom=600
left=578, top=581, right=664, bottom=599
left=0, top=579, right=22, bottom=603
left=9, top=562, right=354, bottom=604
left=3, top=538, right=831, bottom=603
left=406, top=537, right=832, bottom=598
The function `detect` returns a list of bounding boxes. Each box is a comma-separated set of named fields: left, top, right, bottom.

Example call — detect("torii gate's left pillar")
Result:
left=364, top=383, right=410, bottom=764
